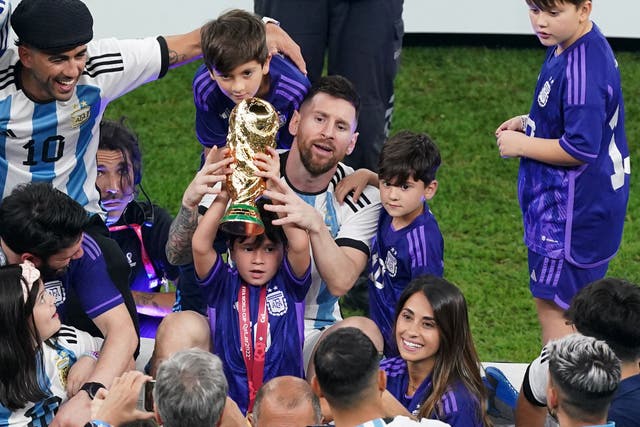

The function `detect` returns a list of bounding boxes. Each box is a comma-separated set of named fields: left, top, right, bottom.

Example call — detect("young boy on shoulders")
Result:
left=495, top=0, right=629, bottom=343
left=192, top=147, right=312, bottom=415
left=193, top=9, right=310, bottom=155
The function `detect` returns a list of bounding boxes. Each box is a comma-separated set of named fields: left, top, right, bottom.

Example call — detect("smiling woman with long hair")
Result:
left=381, top=275, right=492, bottom=427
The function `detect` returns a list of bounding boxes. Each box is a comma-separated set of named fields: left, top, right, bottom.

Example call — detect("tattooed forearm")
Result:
left=132, top=291, right=174, bottom=317
left=166, top=205, right=199, bottom=265
left=168, top=49, right=187, bottom=66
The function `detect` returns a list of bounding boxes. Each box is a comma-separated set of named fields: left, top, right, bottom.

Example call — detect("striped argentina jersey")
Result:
left=280, top=151, right=381, bottom=331
left=193, top=54, right=310, bottom=150
left=0, top=37, right=168, bottom=214
left=0, top=325, right=102, bottom=427
left=519, top=23, right=629, bottom=267
left=369, top=203, right=444, bottom=356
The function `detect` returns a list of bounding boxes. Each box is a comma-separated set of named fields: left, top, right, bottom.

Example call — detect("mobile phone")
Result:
left=142, top=380, right=155, bottom=412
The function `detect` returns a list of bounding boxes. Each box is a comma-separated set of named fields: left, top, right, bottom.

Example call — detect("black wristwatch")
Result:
left=80, top=382, right=105, bottom=400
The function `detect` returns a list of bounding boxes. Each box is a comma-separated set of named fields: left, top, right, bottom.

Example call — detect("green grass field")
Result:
left=104, top=45, right=640, bottom=363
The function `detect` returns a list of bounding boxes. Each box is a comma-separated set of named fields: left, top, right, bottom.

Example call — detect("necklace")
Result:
left=407, top=381, right=419, bottom=395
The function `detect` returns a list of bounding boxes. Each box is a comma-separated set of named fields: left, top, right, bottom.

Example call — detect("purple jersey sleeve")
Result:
left=67, top=233, right=124, bottom=318
left=192, top=64, right=233, bottom=148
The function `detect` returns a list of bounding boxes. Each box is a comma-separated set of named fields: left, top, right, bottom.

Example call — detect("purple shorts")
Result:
left=527, top=250, right=609, bottom=309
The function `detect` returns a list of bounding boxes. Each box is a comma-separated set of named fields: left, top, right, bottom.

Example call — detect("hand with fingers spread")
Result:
left=260, top=175, right=311, bottom=278
left=262, top=178, right=323, bottom=234
left=264, top=22, right=307, bottom=75
left=91, top=371, right=155, bottom=427
left=182, top=146, right=233, bottom=210
left=253, top=147, right=281, bottom=191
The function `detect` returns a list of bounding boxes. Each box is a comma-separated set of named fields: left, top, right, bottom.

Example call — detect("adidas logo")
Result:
left=530, top=269, right=537, bottom=282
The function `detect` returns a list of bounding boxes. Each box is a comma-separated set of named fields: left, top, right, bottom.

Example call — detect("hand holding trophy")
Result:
left=220, top=97, right=280, bottom=236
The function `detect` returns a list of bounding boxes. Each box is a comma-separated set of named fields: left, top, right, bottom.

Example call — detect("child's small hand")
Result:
left=182, top=146, right=233, bottom=209
left=495, top=115, right=527, bottom=136
left=254, top=147, right=281, bottom=190
left=496, top=130, right=525, bottom=158
left=335, top=168, right=378, bottom=204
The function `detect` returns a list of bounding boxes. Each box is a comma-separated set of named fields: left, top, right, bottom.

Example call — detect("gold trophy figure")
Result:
left=220, top=97, right=279, bottom=236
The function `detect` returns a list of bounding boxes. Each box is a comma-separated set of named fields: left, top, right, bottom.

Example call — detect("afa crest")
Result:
left=266, top=289, right=288, bottom=316
left=385, top=249, right=398, bottom=278
left=44, top=280, right=66, bottom=306
left=71, top=101, right=91, bottom=128
left=537, top=78, right=554, bottom=108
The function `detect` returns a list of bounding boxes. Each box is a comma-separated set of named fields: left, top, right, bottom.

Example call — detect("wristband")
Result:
left=81, top=351, right=100, bottom=361
left=80, top=382, right=106, bottom=400
left=261, top=16, right=280, bottom=26
left=520, top=115, right=528, bottom=132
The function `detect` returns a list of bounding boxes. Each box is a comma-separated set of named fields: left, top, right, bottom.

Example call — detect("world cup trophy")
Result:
left=220, top=97, right=279, bottom=236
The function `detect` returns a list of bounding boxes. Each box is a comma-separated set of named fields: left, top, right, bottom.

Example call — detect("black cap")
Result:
left=11, top=0, right=93, bottom=53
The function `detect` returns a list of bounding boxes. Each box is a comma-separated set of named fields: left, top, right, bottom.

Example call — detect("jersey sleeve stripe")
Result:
left=335, top=237, right=370, bottom=257
left=566, top=44, right=587, bottom=106
left=86, top=295, right=123, bottom=317
left=155, top=36, right=170, bottom=79
left=82, top=233, right=101, bottom=261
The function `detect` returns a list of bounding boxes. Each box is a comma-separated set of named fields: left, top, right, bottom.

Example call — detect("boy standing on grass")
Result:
left=193, top=9, right=310, bottom=155
left=368, top=131, right=444, bottom=357
left=192, top=148, right=312, bottom=415
left=495, top=0, right=629, bottom=344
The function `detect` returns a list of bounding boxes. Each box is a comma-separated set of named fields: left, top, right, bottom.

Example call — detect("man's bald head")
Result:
left=252, top=376, right=321, bottom=427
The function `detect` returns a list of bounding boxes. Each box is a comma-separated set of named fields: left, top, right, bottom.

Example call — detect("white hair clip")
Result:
left=20, top=260, right=41, bottom=303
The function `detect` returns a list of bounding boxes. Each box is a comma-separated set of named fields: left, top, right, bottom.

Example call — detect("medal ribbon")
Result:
left=238, top=284, right=268, bottom=412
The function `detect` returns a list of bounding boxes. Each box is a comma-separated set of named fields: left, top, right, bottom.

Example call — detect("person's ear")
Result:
left=262, top=54, right=272, bottom=75
left=207, top=67, right=217, bottom=82
left=547, top=378, right=558, bottom=411
left=378, top=369, right=387, bottom=392
left=154, top=404, right=162, bottom=425
left=17, top=45, right=34, bottom=67
left=423, top=180, right=438, bottom=201
left=21, top=253, right=42, bottom=268
left=346, top=131, right=359, bottom=156
left=579, top=1, right=592, bottom=22
left=310, top=375, right=324, bottom=398
left=289, top=110, right=300, bottom=136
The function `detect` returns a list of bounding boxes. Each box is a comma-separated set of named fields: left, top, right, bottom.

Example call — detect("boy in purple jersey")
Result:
left=192, top=148, right=311, bottom=415
left=369, top=131, right=444, bottom=357
left=193, top=9, right=310, bottom=155
left=495, top=0, right=629, bottom=343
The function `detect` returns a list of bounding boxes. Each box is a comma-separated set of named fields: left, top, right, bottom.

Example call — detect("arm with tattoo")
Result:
left=165, top=147, right=232, bottom=266
left=165, top=204, right=199, bottom=265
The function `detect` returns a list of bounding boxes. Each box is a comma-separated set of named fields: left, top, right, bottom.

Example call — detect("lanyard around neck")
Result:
left=109, top=223, right=158, bottom=287
left=238, top=284, right=268, bottom=412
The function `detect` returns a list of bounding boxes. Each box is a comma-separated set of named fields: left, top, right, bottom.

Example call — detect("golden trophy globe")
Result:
left=220, top=97, right=279, bottom=236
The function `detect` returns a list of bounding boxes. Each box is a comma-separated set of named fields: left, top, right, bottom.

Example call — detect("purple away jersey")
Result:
left=193, top=55, right=310, bottom=150
left=369, top=204, right=443, bottom=356
left=520, top=23, right=629, bottom=267
left=198, top=255, right=311, bottom=415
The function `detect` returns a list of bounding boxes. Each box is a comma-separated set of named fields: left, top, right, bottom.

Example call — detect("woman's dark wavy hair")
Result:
left=394, top=275, right=492, bottom=427
left=0, top=265, right=47, bottom=410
